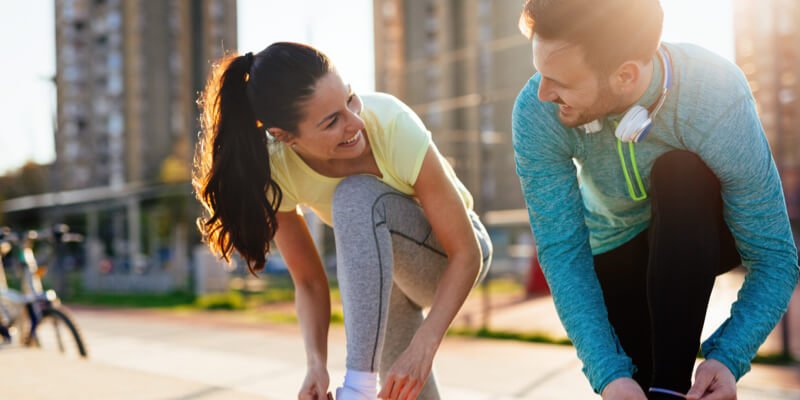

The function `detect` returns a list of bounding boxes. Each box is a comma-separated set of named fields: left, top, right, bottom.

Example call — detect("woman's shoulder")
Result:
left=361, top=92, right=414, bottom=119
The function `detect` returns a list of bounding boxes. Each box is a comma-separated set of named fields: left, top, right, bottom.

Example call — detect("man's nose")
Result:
left=538, top=79, right=557, bottom=103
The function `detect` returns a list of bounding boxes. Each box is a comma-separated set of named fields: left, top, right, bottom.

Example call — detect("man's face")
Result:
left=532, top=37, right=621, bottom=127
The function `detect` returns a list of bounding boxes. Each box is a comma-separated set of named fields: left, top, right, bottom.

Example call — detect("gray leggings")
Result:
left=332, top=175, right=493, bottom=399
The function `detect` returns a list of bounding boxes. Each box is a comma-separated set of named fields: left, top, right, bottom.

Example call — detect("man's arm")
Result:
left=512, top=81, right=636, bottom=393
left=686, top=93, right=799, bottom=380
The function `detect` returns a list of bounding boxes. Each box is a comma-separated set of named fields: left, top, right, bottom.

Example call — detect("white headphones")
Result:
left=581, top=46, right=673, bottom=143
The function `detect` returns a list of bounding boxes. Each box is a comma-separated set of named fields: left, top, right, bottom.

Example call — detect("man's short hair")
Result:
left=519, top=0, right=664, bottom=73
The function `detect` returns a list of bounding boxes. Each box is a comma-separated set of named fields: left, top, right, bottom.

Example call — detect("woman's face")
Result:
left=274, top=70, right=367, bottom=162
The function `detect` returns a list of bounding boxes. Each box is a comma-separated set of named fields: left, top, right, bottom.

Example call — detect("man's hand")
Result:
left=686, top=359, right=737, bottom=400
left=602, top=377, right=647, bottom=400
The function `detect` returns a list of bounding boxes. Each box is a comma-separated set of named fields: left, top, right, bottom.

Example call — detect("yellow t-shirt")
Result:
left=268, top=92, right=473, bottom=226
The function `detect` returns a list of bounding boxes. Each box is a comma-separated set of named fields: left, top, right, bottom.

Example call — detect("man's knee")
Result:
left=650, top=150, right=721, bottom=200
left=651, top=151, right=716, bottom=185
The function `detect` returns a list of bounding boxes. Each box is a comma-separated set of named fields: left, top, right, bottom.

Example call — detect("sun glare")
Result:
left=661, top=0, right=734, bottom=61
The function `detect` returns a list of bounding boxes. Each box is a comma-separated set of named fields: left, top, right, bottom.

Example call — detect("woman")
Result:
left=194, top=42, right=492, bottom=400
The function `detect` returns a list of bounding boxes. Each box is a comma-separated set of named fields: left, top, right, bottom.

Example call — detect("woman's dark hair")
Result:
left=194, top=42, right=333, bottom=274
left=519, top=0, right=663, bottom=73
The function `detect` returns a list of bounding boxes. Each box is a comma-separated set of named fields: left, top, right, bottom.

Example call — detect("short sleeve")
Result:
left=275, top=186, right=298, bottom=212
left=267, top=147, right=299, bottom=213
left=385, top=99, right=432, bottom=186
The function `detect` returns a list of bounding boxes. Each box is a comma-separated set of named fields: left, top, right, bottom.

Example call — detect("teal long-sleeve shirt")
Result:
left=512, top=42, right=799, bottom=393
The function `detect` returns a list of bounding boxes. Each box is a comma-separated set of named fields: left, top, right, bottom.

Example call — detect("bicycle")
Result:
left=0, top=226, right=88, bottom=359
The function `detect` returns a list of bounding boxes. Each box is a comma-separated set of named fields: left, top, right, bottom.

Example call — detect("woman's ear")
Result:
left=268, top=127, right=294, bottom=146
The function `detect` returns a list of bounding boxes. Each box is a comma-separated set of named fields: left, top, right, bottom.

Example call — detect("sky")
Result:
left=0, top=0, right=734, bottom=176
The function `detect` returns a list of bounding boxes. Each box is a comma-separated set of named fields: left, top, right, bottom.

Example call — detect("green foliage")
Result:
left=448, top=327, right=573, bottom=346
left=255, top=308, right=344, bottom=325
left=451, top=328, right=797, bottom=367
left=66, top=290, right=196, bottom=308
left=751, top=352, right=796, bottom=365
left=194, top=291, right=246, bottom=310
left=259, top=311, right=298, bottom=324
left=330, top=309, right=344, bottom=324
left=252, top=287, right=296, bottom=304
left=0, top=162, right=51, bottom=199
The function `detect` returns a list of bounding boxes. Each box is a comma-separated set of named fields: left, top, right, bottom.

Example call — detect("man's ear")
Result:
left=268, top=127, right=294, bottom=146
left=612, top=61, right=642, bottom=94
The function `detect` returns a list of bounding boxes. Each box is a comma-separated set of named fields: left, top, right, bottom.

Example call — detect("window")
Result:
left=107, top=11, right=121, bottom=29
left=108, top=73, right=123, bottom=95
left=108, top=112, right=124, bottom=137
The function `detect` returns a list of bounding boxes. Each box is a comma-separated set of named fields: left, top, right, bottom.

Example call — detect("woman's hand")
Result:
left=298, top=364, right=330, bottom=400
left=276, top=210, right=332, bottom=400
left=377, top=334, right=438, bottom=400
left=601, top=377, right=648, bottom=400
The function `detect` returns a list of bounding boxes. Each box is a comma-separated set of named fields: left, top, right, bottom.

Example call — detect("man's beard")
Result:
left=556, top=84, right=618, bottom=128
left=557, top=106, right=598, bottom=128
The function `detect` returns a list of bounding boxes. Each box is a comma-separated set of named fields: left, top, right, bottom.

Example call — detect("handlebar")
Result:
left=0, top=225, right=84, bottom=246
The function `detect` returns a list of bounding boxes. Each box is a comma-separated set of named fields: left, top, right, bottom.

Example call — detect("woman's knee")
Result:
left=332, top=175, right=385, bottom=222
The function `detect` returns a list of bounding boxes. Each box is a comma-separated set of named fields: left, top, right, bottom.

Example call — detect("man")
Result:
left=511, top=1, right=799, bottom=399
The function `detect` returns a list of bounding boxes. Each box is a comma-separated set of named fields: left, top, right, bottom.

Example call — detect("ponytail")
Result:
left=194, top=53, right=282, bottom=274
left=194, top=42, right=332, bottom=275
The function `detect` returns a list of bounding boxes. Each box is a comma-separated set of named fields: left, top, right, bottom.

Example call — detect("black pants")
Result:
left=593, top=151, right=741, bottom=399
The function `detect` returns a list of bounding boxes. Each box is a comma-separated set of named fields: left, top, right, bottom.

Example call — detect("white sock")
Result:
left=343, top=369, right=378, bottom=398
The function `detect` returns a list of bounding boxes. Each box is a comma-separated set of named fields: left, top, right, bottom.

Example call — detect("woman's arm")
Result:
left=378, top=146, right=482, bottom=399
left=274, top=208, right=332, bottom=398
left=411, top=147, right=482, bottom=344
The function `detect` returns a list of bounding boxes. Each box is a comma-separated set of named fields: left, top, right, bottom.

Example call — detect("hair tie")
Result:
left=243, top=52, right=255, bottom=83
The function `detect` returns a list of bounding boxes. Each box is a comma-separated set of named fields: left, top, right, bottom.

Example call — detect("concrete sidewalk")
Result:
left=454, top=269, right=800, bottom=360
left=3, top=307, right=799, bottom=400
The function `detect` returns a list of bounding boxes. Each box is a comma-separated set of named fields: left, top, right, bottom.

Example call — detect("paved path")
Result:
left=454, top=270, right=800, bottom=359
left=2, top=307, right=798, bottom=399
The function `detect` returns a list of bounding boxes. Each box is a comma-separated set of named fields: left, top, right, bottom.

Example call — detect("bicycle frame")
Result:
left=0, top=234, right=59, bottom=343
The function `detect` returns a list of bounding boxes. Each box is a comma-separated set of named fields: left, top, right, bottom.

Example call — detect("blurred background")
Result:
left=0, top=0, right=798, bottom=375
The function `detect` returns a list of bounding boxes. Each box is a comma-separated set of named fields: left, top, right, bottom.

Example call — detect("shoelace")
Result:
left=649, top=387, right=688, bottom=398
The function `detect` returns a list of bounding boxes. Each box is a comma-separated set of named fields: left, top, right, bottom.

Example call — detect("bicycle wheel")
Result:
left=29, top=305, right=88, bottom=359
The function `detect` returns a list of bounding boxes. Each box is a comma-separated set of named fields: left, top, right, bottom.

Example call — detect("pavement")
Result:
left=453, top=269, right=800, bottom=359
left=2, top=297, right=799, bottom=400
left=2, top=268, right=799, bottom=399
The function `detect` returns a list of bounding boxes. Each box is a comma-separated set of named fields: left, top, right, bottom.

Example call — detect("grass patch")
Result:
left=330, top=309, right=344, bottom=324
left=260, top=311, right=299, bottom=324
left=249, top=287, right=296, bottom=304
left=751, top=352, right=796, bottom=365
left=448, top=327, right=572, bottom=346
left=450, top=327, right=796, bottom=367
left=56, top=270, right=195, bottom=308
left=195, top=292, right=246, bottom=310
left=255, top=308, right=345, bottom=325
left=65, top=290, right=196, bottom=308
left=237, top=273, right=342, bottom=305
